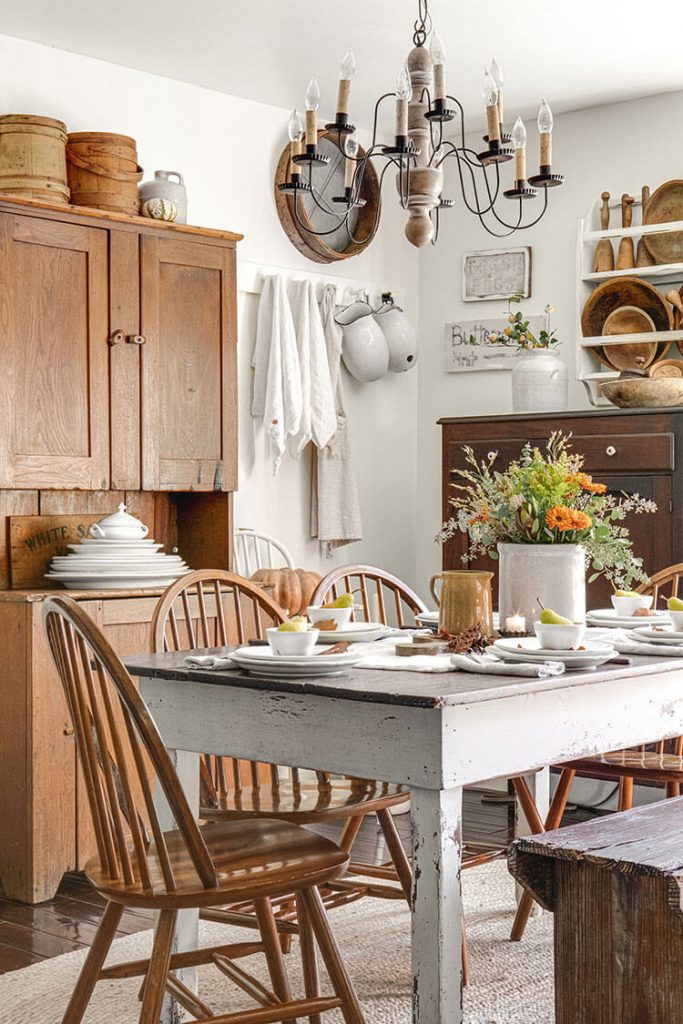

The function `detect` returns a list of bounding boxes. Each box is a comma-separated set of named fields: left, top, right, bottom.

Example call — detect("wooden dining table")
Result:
left=125, top=648, right=683, bottom=1024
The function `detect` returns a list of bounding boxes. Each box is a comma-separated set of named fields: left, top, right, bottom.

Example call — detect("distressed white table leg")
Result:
left=411, top=786, right=464, bottom=1024
left=515, top=767, right=550, bottom=913
left=154, top=747, right=200, bottom=1024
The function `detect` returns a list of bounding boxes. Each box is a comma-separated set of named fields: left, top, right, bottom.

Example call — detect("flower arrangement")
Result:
left=437, top=432, right=656, bottom=587
left=487, top=295, right=558, bottom=350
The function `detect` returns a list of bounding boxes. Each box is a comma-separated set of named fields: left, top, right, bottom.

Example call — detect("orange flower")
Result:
left=546, top=505, right=592, bottom=533
left=546, top=505, right=574, bottom=531
left=567, top=472, right=606, bottom=495
left=468, top=505, right=490, bottom=526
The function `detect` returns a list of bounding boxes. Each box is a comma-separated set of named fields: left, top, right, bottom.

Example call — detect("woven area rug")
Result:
left=0, top=861, right=554, bottom=1023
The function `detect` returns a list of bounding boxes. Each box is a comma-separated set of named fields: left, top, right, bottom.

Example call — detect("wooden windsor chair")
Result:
left=150, top=570, right=411, bottom=940
left=510, top=562, right=683, bottom=942
left=43, top=594, right=365, bottom=1024
left=233, top=528, right=295, bottom=577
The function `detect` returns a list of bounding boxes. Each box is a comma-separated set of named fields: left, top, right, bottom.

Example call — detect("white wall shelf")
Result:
left=576, top=193, right=683, bottom=406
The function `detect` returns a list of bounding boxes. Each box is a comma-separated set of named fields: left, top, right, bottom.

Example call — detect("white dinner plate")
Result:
left=587, top=608, right=669, bottom=628
left=492, top=637, right=614, bottom=670
left=415, top=611, right=439, bottom=626
left=73, top=539, right=163, bottom=549
left=314, top=622, right=388, bottom=643
left=628, top=626, right=683, bottom=644
left=230, top=646, right=361, bottom=678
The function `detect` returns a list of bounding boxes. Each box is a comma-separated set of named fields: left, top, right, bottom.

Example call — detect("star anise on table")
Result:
left=439, top=623, right=492, bottom=654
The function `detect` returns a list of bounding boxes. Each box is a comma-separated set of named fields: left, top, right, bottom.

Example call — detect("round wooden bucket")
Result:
left=66, top=132, right=142, bottom=215
left=0, top=115, right=69, bottom=204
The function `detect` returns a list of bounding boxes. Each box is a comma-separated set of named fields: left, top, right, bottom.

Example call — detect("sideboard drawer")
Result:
left=448, top=432, right=674, bottom=477
left=571, top=433, right=674, bottom=474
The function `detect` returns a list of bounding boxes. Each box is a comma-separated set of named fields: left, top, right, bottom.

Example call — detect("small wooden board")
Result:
left=9, top=514, right=94, bottom=588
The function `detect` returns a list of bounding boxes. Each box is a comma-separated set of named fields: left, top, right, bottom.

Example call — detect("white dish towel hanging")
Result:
left=251, top=274, right=302, bottom=476
left=311, top=283, right=363, bottom=555
left=287, top=278, right=337, bottom=453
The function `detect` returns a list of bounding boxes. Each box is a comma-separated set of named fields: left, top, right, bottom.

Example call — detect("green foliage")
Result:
left=486, top=296, right=559, bottom=351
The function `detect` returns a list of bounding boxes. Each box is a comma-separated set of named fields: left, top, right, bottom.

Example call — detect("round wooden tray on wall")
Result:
left=642, top=180, right=683, bottom=265
left=274, top=130, right=380, bottom=264
left=581, top=275, right=673, bottom=370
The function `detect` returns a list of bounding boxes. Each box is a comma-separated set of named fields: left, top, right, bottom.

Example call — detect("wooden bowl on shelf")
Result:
left=600, top=376, right=683, bottom=408
left=601, top=306, right=657, bottom=370
left=649, top=358, right=683, bottom=379
left=642, top=180, right=683, bottom=265
left=583, top=276, right=673, bottom=371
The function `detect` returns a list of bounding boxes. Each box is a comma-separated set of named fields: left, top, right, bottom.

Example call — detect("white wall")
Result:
left=416, top=89, right=683, bottom=590
left=0, top=32, right=420, bottom=584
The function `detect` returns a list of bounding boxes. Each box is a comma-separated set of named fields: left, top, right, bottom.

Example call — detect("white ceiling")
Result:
left=2, top=0, right=683, bottom=128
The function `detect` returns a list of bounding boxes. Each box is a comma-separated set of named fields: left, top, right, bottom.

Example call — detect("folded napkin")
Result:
left=184, top=654, right=239, bottom=671
left=614, top=639, right=683, bottom=658
left=452, top=654, right=566, bottom=679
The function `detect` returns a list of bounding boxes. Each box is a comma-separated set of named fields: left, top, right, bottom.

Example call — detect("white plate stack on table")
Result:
left=586, top=607, right=670, bottom=628
left=229, top=646, right=362, bottom=678
left=491, top=637, right=615, bottom=671
left=615, top=624, right=683, bottom=657
left=45, top=504, right=190, bottom=590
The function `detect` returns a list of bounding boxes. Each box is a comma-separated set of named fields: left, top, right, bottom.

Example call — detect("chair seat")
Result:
left=560, top=749, right=683, bottom=784
left=87, top=817, right=349, bottom=910
left=201, top=778, right=409, bottom=823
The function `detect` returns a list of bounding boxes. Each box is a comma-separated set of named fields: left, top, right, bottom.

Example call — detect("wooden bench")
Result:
left=509, top=798, right=683, bottom=1024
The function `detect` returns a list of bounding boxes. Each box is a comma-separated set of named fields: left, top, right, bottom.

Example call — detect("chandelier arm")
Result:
left=291, top=190, right=352, bottom=238
left=371, top=93, right=398, bottom=150
left=344, top=155, right=394, bottom=245
left=446, top=95, right=468, bottom=151
left=440, top=144, right=501, bottom=218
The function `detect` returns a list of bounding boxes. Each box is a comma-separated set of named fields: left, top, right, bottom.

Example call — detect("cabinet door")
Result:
left=140, top=236, right=237, bottom=491
left=0, top=214, right=110, bottom=489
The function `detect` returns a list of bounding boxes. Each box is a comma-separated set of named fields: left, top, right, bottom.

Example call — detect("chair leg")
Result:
left=62, top=901, right=123, bottom=1024
left=300, top=887, right=366, bottom=1024
left=510, top=769, right=576, bottom=943
left=618, top=776, right=634, bottom=811
left=376, top=808, right=412, bottom=904
left=338, top=814, right=365, bottom=854
left=139, top=909, right=177, bottom=1024
left=667, top=781, right=680, bottom=799
left=296, top=892, right=322, bottom=1024
left=254, top=897, right=297, bottom=1024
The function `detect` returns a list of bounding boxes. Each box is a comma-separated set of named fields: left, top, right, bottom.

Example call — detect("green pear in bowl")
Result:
left=534, top=608, right=586, bottom=651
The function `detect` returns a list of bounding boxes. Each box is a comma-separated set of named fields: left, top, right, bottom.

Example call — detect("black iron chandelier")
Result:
left=278, top=0, right=564, bottom=248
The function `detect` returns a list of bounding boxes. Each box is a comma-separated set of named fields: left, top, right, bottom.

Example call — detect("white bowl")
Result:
left=668, top=609, right=683, bottom=630
left=610, top=594, right=654, bottom=617
left=266, top=626, right=319, bottom=656
left=306, top=605, right=353, bottom=629
left=533, top=620, right=586, bottom=651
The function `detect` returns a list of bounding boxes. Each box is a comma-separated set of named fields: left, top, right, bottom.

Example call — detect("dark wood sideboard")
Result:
left=440, top=409, right=683, bottom=609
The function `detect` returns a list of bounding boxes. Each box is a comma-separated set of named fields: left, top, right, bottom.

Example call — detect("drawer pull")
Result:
left=63, top=724, right=74, bottom=736
left=108, top=329, right=125, bottom=346
left=487, top=451, right=496, bottom=460
left=126, top=334, right=146, bottom=345
left=606, top=445, right=617, bottom=457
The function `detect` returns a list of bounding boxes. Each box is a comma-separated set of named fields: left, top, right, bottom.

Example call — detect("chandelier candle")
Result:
left=490, top=56, right=504, bottom=127
left=538, top=98, right=553, bottom=170
left=305, top=76, right=320, bottom=149
left=430, top=31, right=446, bottom=100
left=337, top=47, right=356, bottom=119
left=483, top=68, right=500, bottom=143
left=395, top=65, right=411, bottom=144
left=512, top=116, right=527, bottom=183
left=287, top=108, right=304, bottom=162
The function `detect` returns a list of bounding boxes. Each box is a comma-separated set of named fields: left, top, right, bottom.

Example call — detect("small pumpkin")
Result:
left=250, top=568, right=322, bottom=617
left=142, top=197, right=178, bottom=222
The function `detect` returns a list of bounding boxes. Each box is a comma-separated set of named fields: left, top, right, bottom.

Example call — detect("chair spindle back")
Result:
left=311, top=564, right=428, bottom=628
left=43, top=595, right=218, bottom=893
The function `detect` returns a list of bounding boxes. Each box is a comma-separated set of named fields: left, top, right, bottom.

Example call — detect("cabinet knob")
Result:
left=63, top=724, right=74, bottom=736
left=126, top=334, right=146, bottom=346
left=108, top=329, right=125, bottom=346
left=606, top=445, right=617, bottom=457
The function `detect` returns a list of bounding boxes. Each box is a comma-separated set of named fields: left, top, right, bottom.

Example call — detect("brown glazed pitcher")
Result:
left=429, top=570, right=494, bottom=636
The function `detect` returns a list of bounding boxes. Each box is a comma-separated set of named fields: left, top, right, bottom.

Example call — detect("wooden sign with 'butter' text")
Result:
left=9, top=514, right=94, bottom=589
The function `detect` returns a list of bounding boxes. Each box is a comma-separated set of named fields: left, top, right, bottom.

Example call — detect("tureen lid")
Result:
left=94, top=503, right=146, bottom=530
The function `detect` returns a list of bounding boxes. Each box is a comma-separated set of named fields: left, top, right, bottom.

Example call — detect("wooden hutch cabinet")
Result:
left=0, top=196, right=241, bottom=902
left=440, top=409, right=683, bottom=609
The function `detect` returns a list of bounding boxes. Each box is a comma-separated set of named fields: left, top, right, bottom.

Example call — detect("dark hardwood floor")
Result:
left=0, top=787, right=595, bottom=975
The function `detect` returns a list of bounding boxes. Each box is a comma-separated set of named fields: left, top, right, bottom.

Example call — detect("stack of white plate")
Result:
left=587, top=607, right=670, bottom=629
left=491, top=636, right=615, bottom=671
left=45, top=504, right=190, bottom=590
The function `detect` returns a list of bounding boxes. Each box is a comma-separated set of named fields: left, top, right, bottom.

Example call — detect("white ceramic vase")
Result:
left=373, top=299, right=418, bottom=373
left=335, top=301, right=389, bottom=383
left=511, top=348, right=568, bottom=413
left=497, top=542, right=586, bottom=628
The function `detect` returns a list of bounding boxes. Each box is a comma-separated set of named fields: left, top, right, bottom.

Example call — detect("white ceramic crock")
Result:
left=511, top=349, right=568, bottom=413
left=88, top=503, right=149, bottom=541
left=498, top=542, right=586, bottom=628
left=335, top=301, right=389, bottom=383
left=373, top=300, right=418, bottom=373
left=139, top=170, right=187, bottom=223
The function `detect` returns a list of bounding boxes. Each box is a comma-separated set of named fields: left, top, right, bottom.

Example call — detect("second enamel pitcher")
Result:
left=429, top=570, right=494, bottom=636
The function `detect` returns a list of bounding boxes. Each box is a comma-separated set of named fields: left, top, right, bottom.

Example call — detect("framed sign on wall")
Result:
left=445, top=315, right=543, bottom=372
left=462, top=246, right=532, bottom=302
